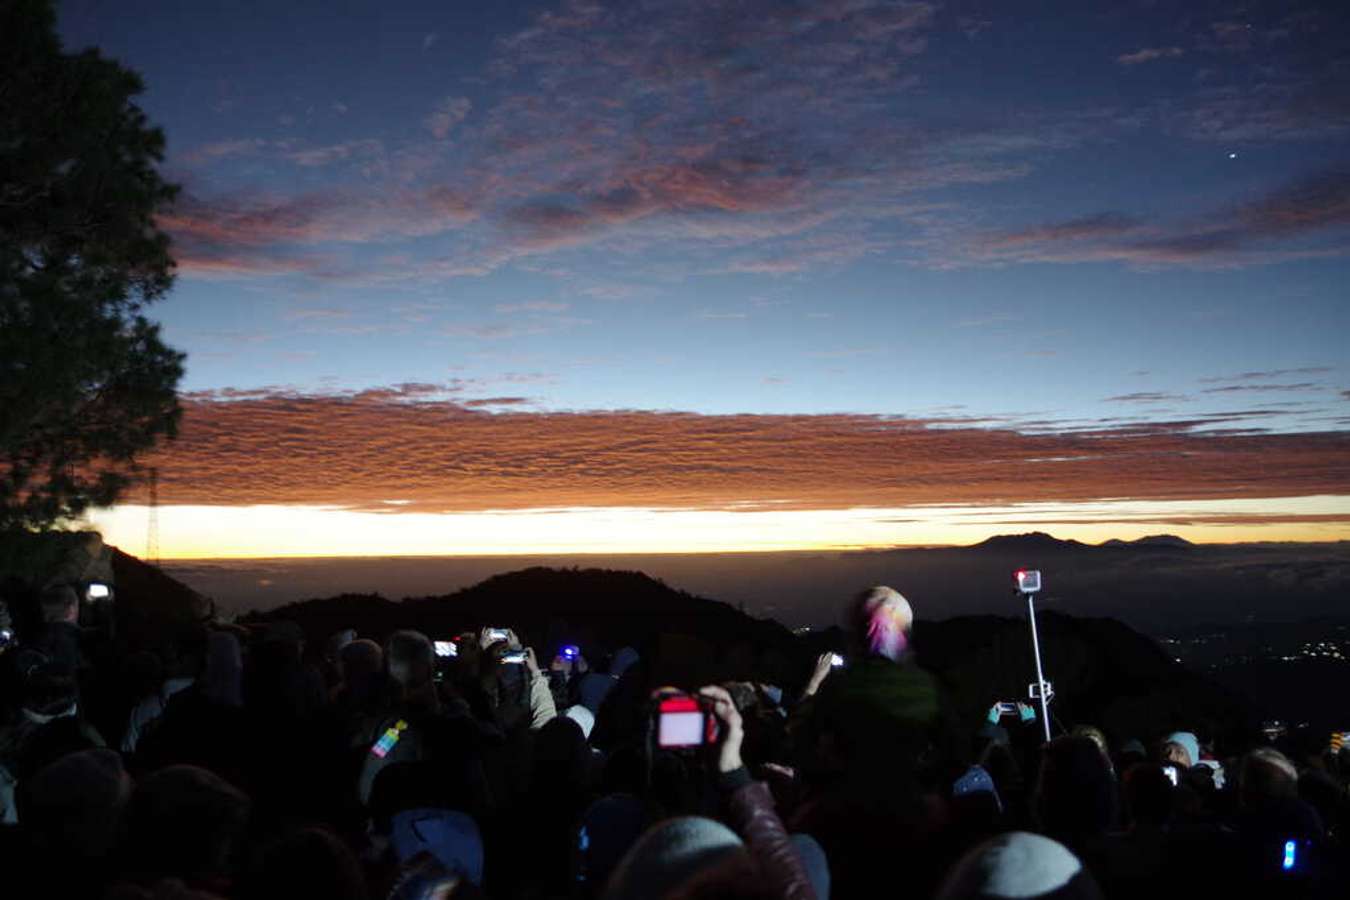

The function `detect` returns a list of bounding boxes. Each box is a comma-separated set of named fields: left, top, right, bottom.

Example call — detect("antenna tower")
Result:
left=147, top=468, right=160, bottom=567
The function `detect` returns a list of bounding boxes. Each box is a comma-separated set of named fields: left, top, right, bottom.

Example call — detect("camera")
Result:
left=1013, top=569, right=1041, bottom=594
left=655, top=693, right=719, bottom=748
left=434, top=640, right=458, bottom=658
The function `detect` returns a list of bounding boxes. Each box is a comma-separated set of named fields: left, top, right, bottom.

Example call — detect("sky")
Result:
left=56, top=0, right=1350, bottom=558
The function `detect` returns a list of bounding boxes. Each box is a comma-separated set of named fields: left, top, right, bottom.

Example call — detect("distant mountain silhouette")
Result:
left=1100, top=534, right=1193, bottom=550
left=970, top=532, right=1087, bottom=553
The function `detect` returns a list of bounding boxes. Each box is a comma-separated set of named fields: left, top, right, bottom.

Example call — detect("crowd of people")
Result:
left=0, top=581, right=1347, bottom=899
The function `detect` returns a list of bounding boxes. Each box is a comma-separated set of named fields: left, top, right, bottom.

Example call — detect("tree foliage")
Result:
left=0, top=0, right=185, bottom=530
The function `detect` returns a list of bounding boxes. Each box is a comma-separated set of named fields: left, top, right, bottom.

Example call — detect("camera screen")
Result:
left=658, top=711, right=706, bottom=747
left=434, top=641, right=457, bottom=658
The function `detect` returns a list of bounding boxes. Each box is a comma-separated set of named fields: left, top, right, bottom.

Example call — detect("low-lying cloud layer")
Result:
left=129, top=388, right=1350, bottom=515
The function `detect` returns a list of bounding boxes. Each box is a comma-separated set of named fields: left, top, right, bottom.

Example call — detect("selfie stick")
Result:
left=1026, top=588, right=1052, bottom=743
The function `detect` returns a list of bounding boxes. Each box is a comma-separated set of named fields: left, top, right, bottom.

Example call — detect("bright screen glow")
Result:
left=658, top=711, right=705, bottom=747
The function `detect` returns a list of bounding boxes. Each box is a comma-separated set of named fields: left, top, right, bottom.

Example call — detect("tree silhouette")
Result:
left=1, top=0, right=184, bottom=530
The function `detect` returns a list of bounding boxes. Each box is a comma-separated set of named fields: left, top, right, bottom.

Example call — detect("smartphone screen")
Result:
left=657, top=697, right=706, bottom=747
left=1162, top=765, right=1178, bottom=786
left=86, top=583, right=111, bottom=601
left=434, top=641, right=457, bottom=658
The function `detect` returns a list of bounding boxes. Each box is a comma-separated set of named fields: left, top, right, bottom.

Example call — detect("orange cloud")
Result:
left=126, top=390, right=1350, bottom=514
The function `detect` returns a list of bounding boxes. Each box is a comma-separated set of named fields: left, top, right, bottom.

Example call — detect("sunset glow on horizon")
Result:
left=87, top=495, right=1350, bottom=560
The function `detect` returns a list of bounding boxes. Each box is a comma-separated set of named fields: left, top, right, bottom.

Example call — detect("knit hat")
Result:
left=564, top=704, right=596, bottom=740
left=936, top=831, right=1103, bottom=899
left=853, top=586, right=914, bottom=661
left=1166, top=732, right=1200, bottom=768
left=390, top=808, right=484, bottom=886
left=603, top=816, right=746, bottom=900
left=954, top=765, right=1003, bottom=813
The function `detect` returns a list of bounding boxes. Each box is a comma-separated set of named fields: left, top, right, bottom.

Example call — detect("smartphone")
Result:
left=1282, top=840, right=1296, bottom=872
left=486, top=628, right=509, bottom=643
left=829, top=653, right=845, bottom=668
left=500, top=650, right=528, bottom=665
left=86, top=583, right=112, bottom=601
left=1162, top=765, right=1178, bottom=786
left=434, top=640, right=458, bottom=658
left=656, top=695, right=714, bottom=748
left=1013, top=569, right=1041, bottom=593
left=0, top=628, right=13, bottom=649
left=561, top=644, right=580, bottom=660
left=996, top=701, right=1019, bottom=716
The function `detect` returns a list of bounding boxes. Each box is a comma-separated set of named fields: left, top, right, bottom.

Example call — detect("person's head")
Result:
left=17, top=748, right=131, bottom=860
left=242, top=826, right=368, bottom=900
left=935, top=831, right=1104, bottom=900
left=850, top=585, right=913, bottom=661
left=1239, top=747, right=1299, bottom=810
left=386, top=630, right=435, bottom=689
left=325, top=629, right=357, bottom=664
left=341, top=638, right=384, bottom=683
left=1069, top=726, right=1111, bottom=764
left=18, top=650, right=78, bottom=718
left=1164, top=731, right=1200, bottom=769
left=166, top=624, right=210, bottom=681
left=1034, top=736, right=1118, bottom=846
left=565, top=704, right=597, bottom=741
left=576, top=794, right=647, bottom=891
left=1121, top=763, right=1174, bottom=828
left=389, top=809, right=484, bottom=887
left=1159, top=741, right=1191, bottom=769
left=40, top=583, right=79, bottom=624
left=603, top=816, right=748, bottom=900
left=200, top=630, right=243, bottom=707
left=124, top=765, right=252, bottom=892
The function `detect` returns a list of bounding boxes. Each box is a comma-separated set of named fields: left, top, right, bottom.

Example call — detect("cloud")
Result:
left=1104, top=392, right=1187, bottom=404
left=1117, top=46, right=1184, bottom=66
left=494, top=301, right=570, bottom=314
left=285, top=139, right=384, bottom=167
left=424, top=96, right=472, bottom=139
left=161, top=187, right=477, bottom=276
left=983, top=213, right=1141, bottom=248
left=967, top=163, right=1350, bottom=269
left=129, top=388, right=1350, bottom=514
left=1201, top=383, right=1323, bottom=395
left=1199, top=368, right=1334, bottom=384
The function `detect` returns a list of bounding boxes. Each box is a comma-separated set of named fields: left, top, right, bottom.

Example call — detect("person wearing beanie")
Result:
left=603, top=816, right=748, bottom=900
left=935, top=831, right=1104, bottom=899
left=1165, top=731, right=1200, bottom=769
left=565, top=703, right=597, bottom=740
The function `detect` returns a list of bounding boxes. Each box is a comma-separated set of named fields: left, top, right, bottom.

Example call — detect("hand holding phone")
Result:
left=804, top=651, right=837, bottom=697
left=697, top=685, right=744, bottom=774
